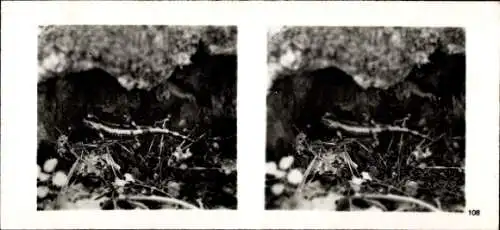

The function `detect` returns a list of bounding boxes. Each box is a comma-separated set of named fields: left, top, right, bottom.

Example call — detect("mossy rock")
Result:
left=268, top=27, right=465, bottom=87
left=38, top=25, right=236, bottom=87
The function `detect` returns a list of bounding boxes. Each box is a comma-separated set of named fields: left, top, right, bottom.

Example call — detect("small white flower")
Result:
left=412, top=147, right=433, bottom=161
left=361, top=171, right=373, bottom=181
left=38, top=172, right=51, bottom=182
left=37, top=186, right=50, bottom=198
left=287, top=169, right=303, bottom=185
left=271, top=183, right=285, bottom=195
left=265, top=162, right=278, bottom=175
left=114, top=178, right=127, bottom=187
left=278, top=156, right=294, bottom=170
left=43, top=158, right=58, bottom=173
left=274, top=170, right=287, bottom=179
left=124, top=173, right=135, bottom=183
left=212, top=142, right=219, bottom=150
left=350, top=176, right=365, bottom=193
left=351, top=176, right=364, bottom=186
left=52, top=171, right=68, bottom=187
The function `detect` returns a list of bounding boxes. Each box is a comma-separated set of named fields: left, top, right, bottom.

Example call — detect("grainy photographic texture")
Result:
left=266, top=27, right=465, bottom=211
left=37, top=25, right=237, bottom=210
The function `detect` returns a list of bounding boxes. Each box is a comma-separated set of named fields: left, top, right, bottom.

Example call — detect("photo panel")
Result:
left=37, top=25, right=237, bottom=210
left=266, top=27, right=466, bottom=212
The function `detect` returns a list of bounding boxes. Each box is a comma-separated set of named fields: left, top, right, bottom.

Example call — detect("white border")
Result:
left=1, top=1, right=499, bottom=229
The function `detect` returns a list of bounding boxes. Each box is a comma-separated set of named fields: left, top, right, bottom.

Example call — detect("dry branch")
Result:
left=125, top=195, right=200, bottom=209
left=321, top=117, right=431, bottom=140
left=83, top=119, right=194, bottom=141
left=353, top=193, right=442, bottom=212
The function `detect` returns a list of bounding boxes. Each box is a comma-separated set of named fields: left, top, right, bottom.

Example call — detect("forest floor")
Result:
left=265, top=27, right=465, bottom=212
left=37, top=26, right=237, bottom=210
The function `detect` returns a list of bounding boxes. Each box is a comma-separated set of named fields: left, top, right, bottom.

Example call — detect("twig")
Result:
left=148, top=135, right=157, bottom=153
left=343, top=146, right=359, bottom=176
left=371, top=179, right=408, bottom=196
left=397, top=130, right=405, bottom=181
left=60, top=156, right=81, bottom=192
left=353, top=193, right=442, bottom=212
left=353, top=139, right=371, bottom=152
left=104, top=151, right=119, bottom=178
left=128, top=200, right=149, bottom=210
left=182, top=133, right=206, bottom=151
left=296, top=155, right=319, bottom=194
left=196, top=198, right=205, bottom=209
left=422, top=166, right=464, bottom=171
left=117, top=143, right=134, bottom=156
left=131, top=181, right=172, bottom=197
left=56, top=147, right=84, bottom=205
left=434, top=198, right=442, bottom=210
left=83, top=119, right=194, bottom=141
left=125, top=195, right=200, bottom=210
left=423, top=133, right=445, bottom=149
left=321, top=118, right=431, bottom=140
left=363, top=198, right=388, bottom=211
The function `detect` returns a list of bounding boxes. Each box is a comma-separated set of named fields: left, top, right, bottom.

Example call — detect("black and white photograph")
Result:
left=36, top=25, right=237, bottom=210
left=2, top=1, right=499, bottom=229
left=266, top=27, right=466, bottom=211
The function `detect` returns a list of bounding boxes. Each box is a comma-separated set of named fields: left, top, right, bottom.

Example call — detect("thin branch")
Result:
left=296, top=155, right=319, bottom=194
left=130, top=181, right=171, bottom=197
left=321, top=117, right=431, bottom=140
left=422, top=166, right=464, bottom=171
left=128, top=201, right=149, bottom=210
left=125, top=195, right=200, bottom=210
left=353, top=193, right=442, bottom=212
left=83, top=119, right=194, bottom=141
left=363, top=198, right=388, bottom=211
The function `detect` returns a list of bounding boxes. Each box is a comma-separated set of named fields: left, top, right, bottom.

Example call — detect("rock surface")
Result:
left=38, top=26, right=237, bottom=87
left=268, top=27, right=465, bottom=87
